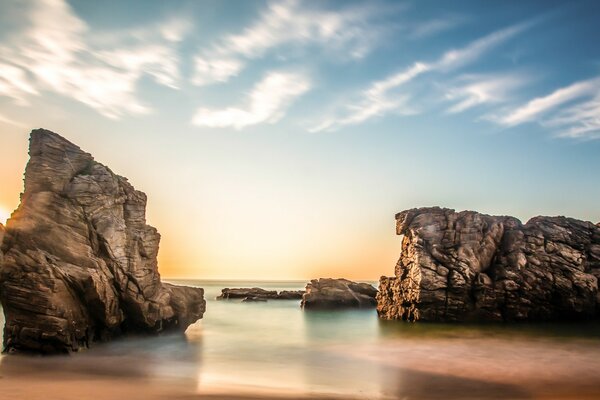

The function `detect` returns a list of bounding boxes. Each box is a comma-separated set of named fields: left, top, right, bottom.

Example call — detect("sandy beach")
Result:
left=2, top=331, right=600, bottom=400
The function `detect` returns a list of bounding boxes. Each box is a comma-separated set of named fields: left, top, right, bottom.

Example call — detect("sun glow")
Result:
left=0, top=206, right=11, bottom=225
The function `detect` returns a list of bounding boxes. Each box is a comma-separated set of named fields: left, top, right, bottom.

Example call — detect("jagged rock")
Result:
left=217, top=287, right=304, bottom=300
left=0, top=129, right=206, bottom=354
left=301, top=278, right=378, bottom=309
left=377, top=207, right=600, bottom=322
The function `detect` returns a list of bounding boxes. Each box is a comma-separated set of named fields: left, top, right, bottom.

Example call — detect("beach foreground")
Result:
left=1, top=281, right=600, bottom=400
left=1, top=335, right=600, bottom=400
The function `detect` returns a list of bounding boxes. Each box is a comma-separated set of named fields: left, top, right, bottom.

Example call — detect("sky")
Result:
left=0, top=0, right=599, bottom=280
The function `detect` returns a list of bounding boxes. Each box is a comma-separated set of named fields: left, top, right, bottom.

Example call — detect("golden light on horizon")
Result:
left=0, top=206, right=11, bottom=225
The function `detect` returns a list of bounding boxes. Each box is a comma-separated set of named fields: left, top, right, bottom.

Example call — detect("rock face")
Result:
left=301, top=278, right=378, bottom=309
left=0, top=129, right=206, bottom=353
left=377, top=207, right=600, bottom=322
left=217, top=287, right=304, bottom=300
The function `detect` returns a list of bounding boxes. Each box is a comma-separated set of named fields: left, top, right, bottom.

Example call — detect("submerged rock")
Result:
left=242, top=296, right=268, bottom=303
left=217, top=287, right=303, bottom=300
left=301, top=278, right=378, bottom=309
left=0, top=129, right=206, bottom=354
left=377, top=207, right=600, bottom=322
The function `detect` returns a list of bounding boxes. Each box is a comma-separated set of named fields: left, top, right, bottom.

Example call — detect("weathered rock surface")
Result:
left=217, top=287, right=303, bottom=300
left=277, top=290, right=305, bottom=300
left=377, top=207, right=600, bottom=322
left=0, top=129, right=206, bottom=353
left=301, top=278, right=378, bottom=309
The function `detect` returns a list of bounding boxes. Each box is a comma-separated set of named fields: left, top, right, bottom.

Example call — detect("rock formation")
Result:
left=377, top=207, right=600, bottom=322
left=0, top=129, right=206, bottom=354
left=301, top=278, right=378, bottom=309
left=217, top=287, right=304, bottom=300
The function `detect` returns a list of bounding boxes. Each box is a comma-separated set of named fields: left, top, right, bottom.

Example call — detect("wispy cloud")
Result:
left=492, top=77, right=600, bottom=126
left=192, top=0, right=396, bottom=86
left=309, top=63, right=428, bottom=132
left=0, top=0, right=187, bottom=118
left=445, top=73, right=528, bottom=114
left=434, top=22, right=530, bottom=71
left=545, top=95, right=600, bottom=139
left=485, top=76, right=600, bottom=139
left=311, top=23, right=529, bottom=132
left=192, top=71, right=310, bottom=129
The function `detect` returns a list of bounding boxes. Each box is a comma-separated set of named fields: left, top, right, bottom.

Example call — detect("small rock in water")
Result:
left=301, top=278, right=378, bottom=309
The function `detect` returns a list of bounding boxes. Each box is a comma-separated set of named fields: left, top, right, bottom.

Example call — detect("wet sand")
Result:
left=1, top=335, right=600, bottom=400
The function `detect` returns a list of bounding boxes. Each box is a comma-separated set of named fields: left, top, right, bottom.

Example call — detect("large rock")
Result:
left=0, top=129, right=206, bottom=353
left=377, top=207, right=600, bottom=322
left=301, top=278, right=378, bottom=309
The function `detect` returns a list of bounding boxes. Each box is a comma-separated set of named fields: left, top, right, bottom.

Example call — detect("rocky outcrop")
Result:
left=301, top=278, right=378, bottom=309
left=377, top=207, right=600, bottom=322
left=0, top=129, right=206, bottom=354
left=217, top=288, right=304, bottom=300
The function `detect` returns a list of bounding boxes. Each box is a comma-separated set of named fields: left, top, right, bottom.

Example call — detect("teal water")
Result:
left=2, top=280, right=600, bottom=399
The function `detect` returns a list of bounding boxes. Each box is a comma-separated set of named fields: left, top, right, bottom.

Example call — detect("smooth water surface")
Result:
left=1, top=280, right=600, bottom=399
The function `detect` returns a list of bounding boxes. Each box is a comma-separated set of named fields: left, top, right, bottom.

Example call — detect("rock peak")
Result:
left=0, top=129, right=205, bottom=353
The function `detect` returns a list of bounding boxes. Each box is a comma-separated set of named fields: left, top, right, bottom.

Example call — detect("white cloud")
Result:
left=310, top=23, right=528, bottom=132
left=445, top=73, right=527, bottom=114
left=544, top=95, right=600, bottom=139
left=0, top=0, right=188, bottom=119
left=493, top=77, right=600, bottom=126
left=192, top=71, right=310, bottom=129
left=435, top=23, right=529, bottom=71
left=0, top=63, right=38, bottom=105
left=192, top=0, right=394, bottom=86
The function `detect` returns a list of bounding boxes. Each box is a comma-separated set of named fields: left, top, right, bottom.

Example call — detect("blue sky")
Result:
left=0, top=0, right=599, bottom=279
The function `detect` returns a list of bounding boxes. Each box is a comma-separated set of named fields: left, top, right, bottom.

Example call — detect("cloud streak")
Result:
left=192, top=0, right=395, bottom=86
left=493, top=77, right=600, bottom=126
left=192, top=71, right=310, bottom=130
left=0, top=0, right=187, bottom=119
left=445, top=73, right=527, bottom=114
left=486, top=76, right=600, bottom=139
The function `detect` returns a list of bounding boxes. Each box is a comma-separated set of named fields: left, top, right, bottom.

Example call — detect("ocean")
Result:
left=1, top=280, right=600, bottom=399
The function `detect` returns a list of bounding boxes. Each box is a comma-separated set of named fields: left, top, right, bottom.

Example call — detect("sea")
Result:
left=1, top=280, right=600, bottom=399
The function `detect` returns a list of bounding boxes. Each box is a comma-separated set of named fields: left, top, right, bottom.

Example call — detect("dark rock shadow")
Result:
left=390, top=367, right=531, bottom=400
left=0, top=333, right=202, bottom=381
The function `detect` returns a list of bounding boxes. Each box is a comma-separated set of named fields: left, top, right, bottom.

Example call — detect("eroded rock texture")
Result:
left=377, top=207, right=600, bottom=322
left=0, top=129, right=205, bottom=353
left=301, top=278, right=378, bottom=309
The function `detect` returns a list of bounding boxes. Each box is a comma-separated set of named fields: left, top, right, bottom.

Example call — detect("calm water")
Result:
left=2, top=280, right=600, bottom=399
